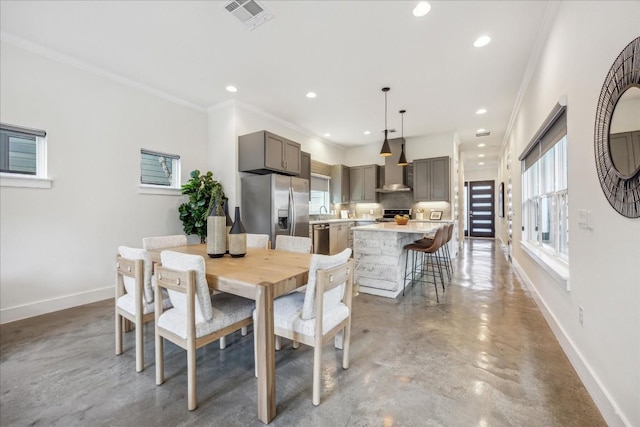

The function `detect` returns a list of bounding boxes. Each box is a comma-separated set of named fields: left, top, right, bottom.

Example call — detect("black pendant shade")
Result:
left=379, top=87, right=392, bottom=157
left=398, top=109, right=407, bottom=166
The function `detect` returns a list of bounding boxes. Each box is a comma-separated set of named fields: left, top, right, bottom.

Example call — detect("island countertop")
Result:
left=351, top=222, right=442, bottom=233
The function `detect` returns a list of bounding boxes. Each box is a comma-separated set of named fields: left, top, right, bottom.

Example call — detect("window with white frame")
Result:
left=520, top=105, right=568, bottom=261
left=0, top=123, right=47, bottom=178
left=140, top=149, right=180, bottom=189
left=309, top=175, right=330, bottom=215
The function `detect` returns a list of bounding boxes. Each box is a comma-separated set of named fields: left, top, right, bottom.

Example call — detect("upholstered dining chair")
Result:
left=142, top=234, right=188, bottom=251
left=115, top=246, right=171, bottom=372
left=246, top=233, right=270, bottom=249
left=273, top=234, right=313, bottom=350
left=275, top=235, right=312, bottom=254
left=154, top=251, right=254, bottom=410
left=253, top=248, right=354, bottom=405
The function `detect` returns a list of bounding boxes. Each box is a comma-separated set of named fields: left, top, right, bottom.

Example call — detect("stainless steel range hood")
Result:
left=376, top=137, right=411, bottom=193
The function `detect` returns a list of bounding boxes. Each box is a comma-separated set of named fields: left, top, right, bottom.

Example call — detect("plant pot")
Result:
left=207, top=216, right=226, bottom=258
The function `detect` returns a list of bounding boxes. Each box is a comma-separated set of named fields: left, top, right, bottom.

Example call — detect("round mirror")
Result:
left=594, top=37, right=640, bottom=218
left=609, top=85, right=640, bottom=178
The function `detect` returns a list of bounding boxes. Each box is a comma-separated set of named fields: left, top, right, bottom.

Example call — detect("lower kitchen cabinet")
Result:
left=329, top=222, right=349, bottom=255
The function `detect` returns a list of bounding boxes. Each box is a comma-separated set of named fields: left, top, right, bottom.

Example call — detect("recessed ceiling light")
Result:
left=324, top=133, right=331, bottom=137
left=306, top=92, right=317, bottom=98
left=477, top=128, right=486, bottom=133
left=478, top=162, right=485, bottom=165
left=413, top=1, right=431, bottom=17
left=473, top=35, right=491, bottom=47
left=364, top=130, right=371, bottom=135
left=479, top=154, right=485, bottom=158
left=476, top=108, right=487, bottom=115
left=478, top=143, right=486, bottom=147
left=226, top=85, right=238, bottom=93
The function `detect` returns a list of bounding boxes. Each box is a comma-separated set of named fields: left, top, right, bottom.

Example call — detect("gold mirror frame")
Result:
left=594, top=37, right=640, bottom=218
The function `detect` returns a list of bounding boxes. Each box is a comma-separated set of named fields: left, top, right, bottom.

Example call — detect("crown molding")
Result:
left=1, top=31, right=206, bottom=113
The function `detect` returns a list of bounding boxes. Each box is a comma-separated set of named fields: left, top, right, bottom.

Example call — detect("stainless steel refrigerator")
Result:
left=241, top=174, right=309, bottom=249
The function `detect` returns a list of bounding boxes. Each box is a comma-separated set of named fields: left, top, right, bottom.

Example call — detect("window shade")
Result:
left=519, top=104, right=567, bottom=171
left=0, top=123, right=46, bottom=137
left=140, top=149, right=180, bottom=160
left=311, top=175, right=329, bottom=192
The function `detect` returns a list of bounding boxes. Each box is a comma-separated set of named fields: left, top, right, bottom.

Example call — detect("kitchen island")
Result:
left=351, top=222, right=448, bottom=298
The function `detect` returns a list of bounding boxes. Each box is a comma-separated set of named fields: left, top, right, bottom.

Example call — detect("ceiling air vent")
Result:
left=223, top=0, right=274, bottom=31
left=475, top=130, right=491, bottom=137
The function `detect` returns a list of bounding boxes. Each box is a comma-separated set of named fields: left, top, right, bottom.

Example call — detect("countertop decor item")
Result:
left=430, top=211, right=443, bottom=220
left=379, top=87, right=392, bottom=157
left=594, top=36, right=640, bottom=218
left=223, top=201, right=233, bottom=253
left=229, top=206, right=247, bottom=257
left=394, top=216, right=409, bottom=225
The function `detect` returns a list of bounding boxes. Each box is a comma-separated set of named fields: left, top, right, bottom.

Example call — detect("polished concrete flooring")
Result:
left=0, top=239, right=606, bottom=426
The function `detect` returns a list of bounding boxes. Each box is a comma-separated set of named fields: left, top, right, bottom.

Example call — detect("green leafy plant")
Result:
left=178, top=170, right=227, bottom=243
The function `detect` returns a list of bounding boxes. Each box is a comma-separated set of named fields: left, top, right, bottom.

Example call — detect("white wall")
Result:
left=0, top=42, right=208, bottom=323
left=504, top=2, right=640, bottom=426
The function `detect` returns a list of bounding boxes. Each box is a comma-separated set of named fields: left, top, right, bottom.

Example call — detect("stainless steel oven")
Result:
left=376, top=208, right=412, bottom=222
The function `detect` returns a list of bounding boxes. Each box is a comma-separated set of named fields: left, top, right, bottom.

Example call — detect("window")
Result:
left=0, top=123, right=48, bottom=184
left=520, top=105, right=568, bottom=263
left=309, top=175, right=330, bottom=215
left=140, top=149, right=180, bottom=190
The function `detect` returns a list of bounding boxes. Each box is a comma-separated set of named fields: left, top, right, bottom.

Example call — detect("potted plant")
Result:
left=178, top=170, right=227, bottom=244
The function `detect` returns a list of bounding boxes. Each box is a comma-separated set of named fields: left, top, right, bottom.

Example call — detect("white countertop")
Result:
left=351, top=222, right=440, bottom=233
left=309, top=218, right=377, bottom=225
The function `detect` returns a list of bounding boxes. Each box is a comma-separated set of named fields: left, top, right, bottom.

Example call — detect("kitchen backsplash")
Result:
left=323, top=191, right=451, bottom=220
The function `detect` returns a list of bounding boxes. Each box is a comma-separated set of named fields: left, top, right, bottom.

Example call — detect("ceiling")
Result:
left=0, top=1, right=551, bottom=172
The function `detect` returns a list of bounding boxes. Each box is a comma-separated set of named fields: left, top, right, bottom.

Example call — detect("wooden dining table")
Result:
left=148, top=244, right=311, bottom=424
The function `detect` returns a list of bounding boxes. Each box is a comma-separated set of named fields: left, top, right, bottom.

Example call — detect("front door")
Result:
left=468, top=180, right=495, bottom=238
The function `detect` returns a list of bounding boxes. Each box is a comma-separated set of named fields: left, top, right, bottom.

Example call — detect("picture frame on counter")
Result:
left=429, top=211, right=443, bottom=220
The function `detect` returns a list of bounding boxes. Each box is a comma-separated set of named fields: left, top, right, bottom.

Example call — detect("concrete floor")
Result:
left=0, top=239, right=606, bottom=426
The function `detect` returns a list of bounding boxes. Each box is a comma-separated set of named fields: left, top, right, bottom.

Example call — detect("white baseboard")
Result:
left=0, top=286, right=113, bottom=325
left=511, top=258, right=632, bottom=427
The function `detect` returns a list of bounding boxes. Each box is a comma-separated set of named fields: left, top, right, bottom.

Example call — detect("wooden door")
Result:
left=468, top=180, right=495, bottom=238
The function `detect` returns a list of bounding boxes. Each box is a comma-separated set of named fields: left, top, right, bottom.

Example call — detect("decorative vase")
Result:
left=228, top=206, right=247, bottom=258
left=224, top=201, right=233, bottom=254
left=207, top=203, right=226, bottom=258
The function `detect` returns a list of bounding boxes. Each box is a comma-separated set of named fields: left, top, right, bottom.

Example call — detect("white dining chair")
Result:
left=275, top=235, right=312, bottom=254
left=246, top=233, right=270, bottom=249
left=142, top=234, right=188, bottom=251
left=253, top=248, right=354, bottom=405
left=115, top=246, right=171, bottom=372
left=274, top=235, right=313, bottom=350
left=154, top=250, right=254, bottom=410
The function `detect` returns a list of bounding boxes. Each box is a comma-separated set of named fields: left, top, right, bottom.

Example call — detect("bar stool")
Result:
left=414, top=223, right=454, bottom=284
left=403, top=227, right=445, bottom=302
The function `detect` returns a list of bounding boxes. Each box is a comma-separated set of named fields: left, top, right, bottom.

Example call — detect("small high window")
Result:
left=0, top=123, right=47, bottom=178
left=140, top=149, right=181, bottom=189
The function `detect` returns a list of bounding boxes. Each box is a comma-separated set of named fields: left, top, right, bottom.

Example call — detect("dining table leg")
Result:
left=255, top=283, right=276, bottom=424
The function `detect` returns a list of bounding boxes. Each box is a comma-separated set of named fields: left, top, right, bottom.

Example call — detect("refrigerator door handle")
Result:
left=289, top=186, right=295, bottom=236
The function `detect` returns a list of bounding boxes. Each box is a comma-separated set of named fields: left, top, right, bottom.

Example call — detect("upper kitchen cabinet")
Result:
left=330, top=164, right=350, bottom=204
left=413, top=156, right=450, bottom=201
left=350, top=164, right=379, bottom=203
left=300, top=151, right=311, bottom=181
left=238, top=131, right=301, bottom=175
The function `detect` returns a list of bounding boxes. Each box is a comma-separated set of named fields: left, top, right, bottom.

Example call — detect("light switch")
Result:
left=578, top=209, right=592, bottom=229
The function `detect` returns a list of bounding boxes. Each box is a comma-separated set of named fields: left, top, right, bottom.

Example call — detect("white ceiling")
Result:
left=0, top=1, right=551, bottom=171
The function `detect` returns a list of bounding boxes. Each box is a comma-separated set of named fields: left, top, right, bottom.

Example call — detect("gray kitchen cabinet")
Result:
left=350, top=165, right=379, bottom=203
left=329, top=222, right=349, bottom=255
left=330, top=164, right=350, bottom=204
left=413, top=156, right=450, bottom=201
left=301, top=151, right=311, bottom=200
left=238, top=130, right=301, bottom=175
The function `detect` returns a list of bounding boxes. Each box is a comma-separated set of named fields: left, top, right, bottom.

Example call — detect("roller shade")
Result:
left=0, top=123, right=46, bottom=137
left=311, top=175, right=329, bottom=191
left=520, top=104, right=567, bottom=171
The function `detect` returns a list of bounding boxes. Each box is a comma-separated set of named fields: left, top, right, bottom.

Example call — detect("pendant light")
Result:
left=397, top=109, right=408, bottom=166
left=379, top=87, right=392, bottom=156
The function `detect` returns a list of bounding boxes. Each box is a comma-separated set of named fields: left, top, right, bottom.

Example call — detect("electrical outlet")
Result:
left=579, top=306, right=584, bottom=325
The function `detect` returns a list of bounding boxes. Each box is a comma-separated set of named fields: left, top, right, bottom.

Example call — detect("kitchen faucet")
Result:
left=319, top=205, right=328, bottom=219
